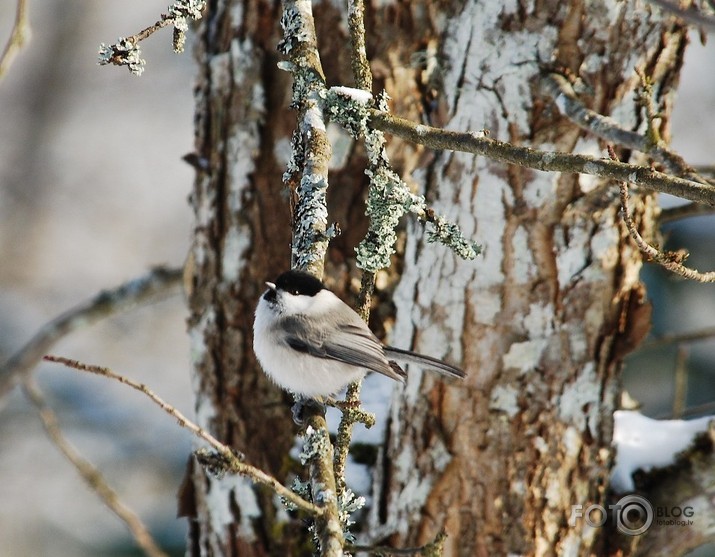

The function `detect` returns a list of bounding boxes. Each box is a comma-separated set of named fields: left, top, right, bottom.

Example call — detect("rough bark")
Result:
left=366, top=2, right=687, bottom=557
left=185, top=1, right=300, bottom=554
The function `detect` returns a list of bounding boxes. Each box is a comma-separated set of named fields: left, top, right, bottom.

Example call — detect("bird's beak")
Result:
left=265, top=281, right=276, bottom=291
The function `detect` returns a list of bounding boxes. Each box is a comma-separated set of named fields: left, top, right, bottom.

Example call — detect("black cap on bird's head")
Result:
left=266, top=270, right=325, bottom=298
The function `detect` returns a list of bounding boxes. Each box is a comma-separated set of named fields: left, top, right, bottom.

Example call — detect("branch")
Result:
left=280, top=0, right=333, bottom=277
left=333, top=0, right=375, bottom=504
left=0, top=0, right=30, bottom=80
left=22, top=378, right=169, bottom=557
left=368, top=110, right=715, bottom=206
left=43, top=355, right=323, bottom=517
left=619, top=181, right=715, bottom=282
left=98, top=0, right=206, bottom=75
left=646, top=0, right=715, bottom=31
left=0, top=266, right=183, bottom=400
left=540, top=72, right=711, bottom=185
left=279, top=1, right=348, bottom=552
left=659, top=202, right=715, bottom=223
left=347, top=531, right=447, bottom=556
left=642, top=325, right=715, bottom=349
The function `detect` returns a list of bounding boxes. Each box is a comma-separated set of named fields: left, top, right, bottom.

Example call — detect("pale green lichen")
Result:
left=299, top=425, right=331, bottom=465
left=427, top=215, right=482, bottom=259
left=98, top=38, right=146, bottom=76
left=337, top=487, right=365, bottom=542
left=326, top=89, right=481, bottom=272
left=282, top=477, right=312, bottom=511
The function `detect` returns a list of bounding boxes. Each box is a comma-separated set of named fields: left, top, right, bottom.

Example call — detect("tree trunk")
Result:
left=368, top=2, right=685, bottom=557
left=184, top=1, right=299, bottom=554
left=184, top=1, right=687, bottom=555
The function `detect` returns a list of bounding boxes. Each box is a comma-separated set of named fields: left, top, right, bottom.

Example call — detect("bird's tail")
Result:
left=384, top=346, right=465, bottom=379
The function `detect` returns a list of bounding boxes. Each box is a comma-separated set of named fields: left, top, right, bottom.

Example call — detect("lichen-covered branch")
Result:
left=541, top=72, right=711, bottom=185
left=332, top=0, right=375, bottom=505
left=279, top=2, right=346, bottom=554
left=43, top=355, right=323, bottom=517
left=0, top=266, right=182, bottom=400
left=23, top=379, right=170, bottom=557
left=369, top=109, right=715, bottom=206
left=98, top=0, right=206, bottom=75
left=280, top=0, right=333, bottom=277
left=619, top=182, right=715, bottom=282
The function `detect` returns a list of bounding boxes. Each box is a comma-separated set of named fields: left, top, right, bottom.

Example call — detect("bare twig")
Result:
left=659, top=202, right=715, bottom=223
left=672, top=346, right=689, bottom=419
left=0, top=266, right=183, bottom=400
left=43, top=355, right=324, bottom=517
left=642, top=325, right=715, bottom=349
left=541, top=73, right=711, bottom=185
left=619, top=182, right=715, bottom=281
left=646, top=0, right=715, bottom=30
left=0, top=0, right=30, bottom=80
left=369, top=110, right=715, bottom=206
left=347, top=531, right=447, bottom=556
left=22, top=378, right=169, bottom=557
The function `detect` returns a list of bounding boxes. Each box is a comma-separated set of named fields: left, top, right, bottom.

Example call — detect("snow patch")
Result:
left=329, top=85, right=373, bottom=105
left=611, top=411, right=713, bottom=492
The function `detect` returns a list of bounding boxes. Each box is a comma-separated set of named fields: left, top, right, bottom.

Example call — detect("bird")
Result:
left=253, top=269, right=465, bottom=399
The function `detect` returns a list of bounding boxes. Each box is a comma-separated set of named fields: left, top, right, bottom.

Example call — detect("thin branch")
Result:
left=369, top=110, right=715, bottom=206
left=347, top=0, right=372, bottom=90
left=22, top=378, right=169, bottom=557
left=541, top=72, right=711, bottom=185
left=43, top=355, right=324, bottom=517
left=0, top=266, right=183, bottom=400
left=659, top=202, right=715, bottom=223
left=646, top=0, right=715, bottom=31
left=347, top=531, right=447, bottom=556
left=98, top=0, right=206, bottom=74
left=0, top=0, right=30, bottom=80
left=334, top=0, right=375, bottom=503
left=642, top=325, right=715, bottom=349
left=619, top=181, right=715, bottom=281
left=672, top=346, right=689, bottom=419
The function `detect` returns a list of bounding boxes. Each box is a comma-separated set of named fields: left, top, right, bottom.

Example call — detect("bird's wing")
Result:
left=280, top=316, right=404, bottom=382
left=384, top=345, right=465, bottom=378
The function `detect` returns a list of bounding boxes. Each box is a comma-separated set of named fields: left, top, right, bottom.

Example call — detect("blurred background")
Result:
left=0, top=1, right=713, bottom=556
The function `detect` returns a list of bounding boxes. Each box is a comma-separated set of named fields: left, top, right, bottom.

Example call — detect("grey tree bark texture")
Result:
left=184, top=1, right=690, bottom=556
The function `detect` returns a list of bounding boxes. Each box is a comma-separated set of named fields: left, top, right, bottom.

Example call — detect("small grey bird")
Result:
left=253, top=270, right=465, bottom=399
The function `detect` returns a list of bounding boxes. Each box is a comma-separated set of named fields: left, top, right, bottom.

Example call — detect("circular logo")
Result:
left=615, top=494, right=653, bottom=536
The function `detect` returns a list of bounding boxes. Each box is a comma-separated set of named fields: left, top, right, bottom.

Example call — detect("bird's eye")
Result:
left=291, top=289, right=299, bottom=295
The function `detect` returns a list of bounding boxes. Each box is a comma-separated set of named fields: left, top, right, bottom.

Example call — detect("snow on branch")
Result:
left=612, top=410, right=714, bottom=492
